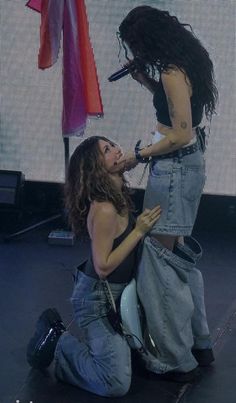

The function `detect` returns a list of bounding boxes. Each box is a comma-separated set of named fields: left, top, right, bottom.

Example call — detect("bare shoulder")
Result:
left=91, top=201, right=116, bottom=215
left=89, top=201, right=117, bottom=225
left=87, top=201, right=118, bottom=237
left=162, top=66, right=186, bottom=83
left=161, top=66, right=191, bottom=94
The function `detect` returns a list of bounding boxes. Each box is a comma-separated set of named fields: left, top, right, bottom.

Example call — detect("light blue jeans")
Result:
left=143, top=147, right=206, bottom=236
left=137, top=144, right=211, bottom=372
left=137, top=236, right=211, bottom=374
left=54, top=271, right=131, bottom=397
left=175, top=236, right=211, bottom=349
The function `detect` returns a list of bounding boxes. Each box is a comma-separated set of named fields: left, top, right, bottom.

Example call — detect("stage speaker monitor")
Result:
left=0, top=170, right=25, bottom=210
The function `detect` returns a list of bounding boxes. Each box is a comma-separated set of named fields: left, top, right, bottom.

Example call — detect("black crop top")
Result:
left=84, top=214, right=139, bottom=283
left=153, top=79, right=203, bottom=127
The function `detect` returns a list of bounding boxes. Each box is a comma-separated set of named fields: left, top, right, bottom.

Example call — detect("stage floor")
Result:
left=0, top=222, right=235, bottom=403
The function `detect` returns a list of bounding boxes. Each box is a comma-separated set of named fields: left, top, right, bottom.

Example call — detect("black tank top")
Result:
left=84, top=214, right=139, bottom=283
left=153, top=79, right=203, bottom=127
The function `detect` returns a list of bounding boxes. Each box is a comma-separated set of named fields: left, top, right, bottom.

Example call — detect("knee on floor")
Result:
left=101, top=373, right=131, bottom=397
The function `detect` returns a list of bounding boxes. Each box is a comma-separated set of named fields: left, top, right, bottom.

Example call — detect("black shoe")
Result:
left=27, top=308, right=65, bottom=369
left=192, top=348, right=215, bottom=367
left=154, top=367, right=200, bottom=383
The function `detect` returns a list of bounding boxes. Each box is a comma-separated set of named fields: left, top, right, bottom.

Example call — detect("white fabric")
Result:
left=152, top=130, right=197, bottom=147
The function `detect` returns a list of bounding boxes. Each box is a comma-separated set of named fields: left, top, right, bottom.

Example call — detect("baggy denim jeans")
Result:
left=137, top=236, right=199, bottom=373
left=54, top=271, right=131, bottom=397
left=175, top=236, right=212, bottom=349
left=143, top=147, right=206, bottom=236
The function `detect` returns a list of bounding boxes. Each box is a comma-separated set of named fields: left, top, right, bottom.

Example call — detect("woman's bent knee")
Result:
left=102, top=374, right=131, bottom=397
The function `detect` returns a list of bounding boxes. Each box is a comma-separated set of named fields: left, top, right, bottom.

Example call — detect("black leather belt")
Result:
left=152, top=141, right=199, bottom=161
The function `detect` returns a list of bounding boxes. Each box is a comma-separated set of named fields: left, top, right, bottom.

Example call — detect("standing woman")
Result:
left=27, top=136, right=161, bottom=397
left=117, top=6, right=218, bottom=380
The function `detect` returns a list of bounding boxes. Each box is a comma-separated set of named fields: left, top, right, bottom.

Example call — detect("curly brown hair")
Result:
left=64, top=136, right=134, bottom=236
left=119, top=6, right=218, bottom=120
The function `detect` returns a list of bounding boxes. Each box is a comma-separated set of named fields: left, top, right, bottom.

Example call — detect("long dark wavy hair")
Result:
left=119, top=6, right=218, bottom=119
left=64, top=136, right=133, bottom=236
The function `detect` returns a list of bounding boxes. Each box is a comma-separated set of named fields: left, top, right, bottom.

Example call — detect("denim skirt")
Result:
left=143, top=148, right=206, bottom=236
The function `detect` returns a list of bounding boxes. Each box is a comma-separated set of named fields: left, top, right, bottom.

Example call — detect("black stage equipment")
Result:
left=0, top=170, right=61, bottom=241
left=0, top=170, right=25, bottom=210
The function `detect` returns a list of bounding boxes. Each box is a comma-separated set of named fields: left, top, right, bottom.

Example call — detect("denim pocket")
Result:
left=149, top=161, right=173, bottom=196
left=72, top=294, right=106, bottom=327
left=71, top=279, right=106, bottom=327
left=181, top=166, right=205, bottom=201
left=150, top=159, right=174, bottom=177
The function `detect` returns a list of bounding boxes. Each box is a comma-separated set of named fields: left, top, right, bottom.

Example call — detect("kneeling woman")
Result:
left=27, top=136, right=161, bottom=397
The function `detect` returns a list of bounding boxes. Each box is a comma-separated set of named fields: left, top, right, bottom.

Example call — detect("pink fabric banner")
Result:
left=26, top=0, right=103, bottom=137
left=26, top=0, right=41, bottom=12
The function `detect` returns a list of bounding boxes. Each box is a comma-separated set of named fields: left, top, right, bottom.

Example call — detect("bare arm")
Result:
left=90, top=202, right=161, bottom=279
left=139, top=68, right=193, bottom=158
left=116, top=68, right=194, bottom=168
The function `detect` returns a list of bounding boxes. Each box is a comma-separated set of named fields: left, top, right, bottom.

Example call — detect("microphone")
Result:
left=108, top=61, right=136, bottom=82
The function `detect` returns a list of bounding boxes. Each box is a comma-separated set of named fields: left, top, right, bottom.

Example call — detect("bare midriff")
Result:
left=157, top=121, right=197, bottom=141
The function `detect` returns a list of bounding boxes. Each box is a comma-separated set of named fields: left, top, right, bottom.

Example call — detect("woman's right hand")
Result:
left=135, top=205, right=161, bottom=236
left=124, top=60, right=148, bottom=85
left=129, top=65, right=159, bottom=94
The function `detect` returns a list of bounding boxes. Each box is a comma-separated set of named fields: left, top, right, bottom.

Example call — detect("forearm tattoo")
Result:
left=181, top=121, right=188, bottom=129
